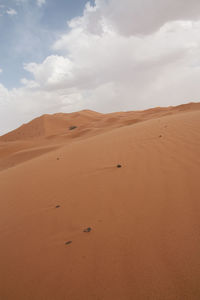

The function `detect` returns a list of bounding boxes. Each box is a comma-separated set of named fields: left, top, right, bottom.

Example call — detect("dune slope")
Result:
left=1, top=104, right=200, bottom=299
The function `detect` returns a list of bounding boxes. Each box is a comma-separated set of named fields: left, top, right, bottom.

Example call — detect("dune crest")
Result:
left=1, top=102, right=200, bottom=142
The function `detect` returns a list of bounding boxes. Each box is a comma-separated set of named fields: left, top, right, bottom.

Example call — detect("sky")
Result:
left=1, top=0, right=200, bottom=134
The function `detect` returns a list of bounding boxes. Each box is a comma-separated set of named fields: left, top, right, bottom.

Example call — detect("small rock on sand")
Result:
left=65, top=241, right=72, bottom=245
left=83, top=227, right=92, bottom=233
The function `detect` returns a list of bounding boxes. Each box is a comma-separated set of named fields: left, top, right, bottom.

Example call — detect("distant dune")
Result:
left=1, top=103, right=200, bottom=299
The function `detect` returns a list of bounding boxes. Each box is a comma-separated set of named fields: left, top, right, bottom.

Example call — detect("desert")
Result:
left=1, top=103, right=200, bottom=299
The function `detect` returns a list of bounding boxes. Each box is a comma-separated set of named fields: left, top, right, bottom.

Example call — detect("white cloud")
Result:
left=24, top=55, right=74, bottom=89
left=0, top=68, right=2, bottom=74
left=1, top=0, right=200, bottom=135
left=21, top=78, right=40, bottom=88
left=85, top=0, right=200, bottom=36
left=6, top=8, right=17, bottom=16
left=37, top=0, right=46, bottom=7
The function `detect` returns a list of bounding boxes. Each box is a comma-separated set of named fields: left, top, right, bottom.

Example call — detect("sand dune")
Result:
left=1, top=103, right=200, bottom=299
left=2, top=103, right=200, bottom=143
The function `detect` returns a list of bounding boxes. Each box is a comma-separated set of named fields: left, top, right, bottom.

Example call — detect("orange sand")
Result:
left=1, top=103, right=200, bottom=299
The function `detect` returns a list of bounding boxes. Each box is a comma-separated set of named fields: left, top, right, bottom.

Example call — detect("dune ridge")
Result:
left=1, top=102, right=200, bottom=172
left=1, top=102, right=200, bottom=142
left=1, top=102, right=200, bottom=299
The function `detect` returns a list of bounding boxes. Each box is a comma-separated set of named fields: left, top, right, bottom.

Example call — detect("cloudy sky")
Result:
left=1, top=0, right=200, bottom=134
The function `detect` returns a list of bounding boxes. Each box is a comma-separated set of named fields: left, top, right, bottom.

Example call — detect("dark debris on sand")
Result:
left=117, top=164, right=122, bottom=168
left=69, top=126, right=77, bottom=131
left=83, top=227, right=92, bottom=233
left=65, top=241, right=72, bottom=245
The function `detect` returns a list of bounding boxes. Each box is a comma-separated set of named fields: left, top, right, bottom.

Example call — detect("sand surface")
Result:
left=1, top=103, right=200, bottom=299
